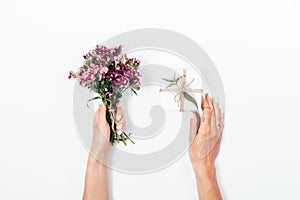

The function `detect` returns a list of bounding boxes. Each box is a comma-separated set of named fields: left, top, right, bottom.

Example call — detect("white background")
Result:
left=1, top=0, right=300, bottom=199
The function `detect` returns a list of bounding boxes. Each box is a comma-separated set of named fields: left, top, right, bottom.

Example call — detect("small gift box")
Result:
left=159, top=69, right=203, bottom=112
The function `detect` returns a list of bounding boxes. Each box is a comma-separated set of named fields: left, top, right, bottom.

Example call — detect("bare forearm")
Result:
left=83, top=155, right=110, bottom=200
left=193, top=163, right=222, bottom=200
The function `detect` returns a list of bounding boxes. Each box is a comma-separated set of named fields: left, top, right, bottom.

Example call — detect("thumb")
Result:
left=189, top=111, right=199, bottom=144
left=98, top=104, right=107, bottom=123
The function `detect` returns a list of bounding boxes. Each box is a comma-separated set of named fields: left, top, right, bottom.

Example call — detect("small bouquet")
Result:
left=69, top=45, right=141, bottom=145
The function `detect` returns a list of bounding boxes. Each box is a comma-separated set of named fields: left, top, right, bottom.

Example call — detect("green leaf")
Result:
left=87, top=96, right=101, bottom=108
left=175, top=76, right=182, bottom=84
left=116, top=134, right=119, bottom=143
left=123, top=132, right=135, bottom=144
left=120, top=134, right=127, bottom=146
left=121, top=55, right=126, bottom=64
left=162, top=74, right=182, bottom=84
left=162, top=78, right=176, bottom=83
left=183, top=92, right=198, bottom=109
left=166, top=83, right=177, bottom=88
left=116, top=92, right=122, bottom=98
left=130, top=88, right=137, bottom=95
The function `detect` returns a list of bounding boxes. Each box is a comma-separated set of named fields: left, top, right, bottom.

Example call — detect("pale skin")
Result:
left=189, top=93, right=224, bottom=200
left=83, top=94, right=224, bottom=200
left=83, top=104, right=125, bottom=200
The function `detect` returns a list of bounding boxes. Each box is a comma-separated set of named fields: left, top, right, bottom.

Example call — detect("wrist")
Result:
left=192, top=160, right=216, bottom=180
left=87, top=154, right=107, bottom=167
left=89, top=140, right=111, bottom=162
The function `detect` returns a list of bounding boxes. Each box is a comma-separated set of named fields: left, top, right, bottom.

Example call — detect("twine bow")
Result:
left=160, top=69, right=203, bottom=112
left=173, top=78, right=195, bottom=108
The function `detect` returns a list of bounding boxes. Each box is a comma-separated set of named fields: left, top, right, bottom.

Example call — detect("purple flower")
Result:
left=69, top=44, right=141, bottom=103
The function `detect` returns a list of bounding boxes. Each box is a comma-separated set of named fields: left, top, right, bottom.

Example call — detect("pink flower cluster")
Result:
left=68, top=45, right=141, bottom=103
left=83, top=44, right=121, bottom=61
left=75, top=64, right=109, bottom=86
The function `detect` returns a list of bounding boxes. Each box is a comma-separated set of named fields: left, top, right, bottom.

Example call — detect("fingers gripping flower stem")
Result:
left=105, top=98, right=134, bottom=145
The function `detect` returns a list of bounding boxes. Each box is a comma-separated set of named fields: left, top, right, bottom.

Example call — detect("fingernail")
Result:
left=190, top=111, right=196, bottom=119
left=116, top=114, right=122, bottom=121
left=214, top=97, right=219, bottom=103
left=117, top=130, right=122, bottom=135
left=116, top=124, right=123, bottom=130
